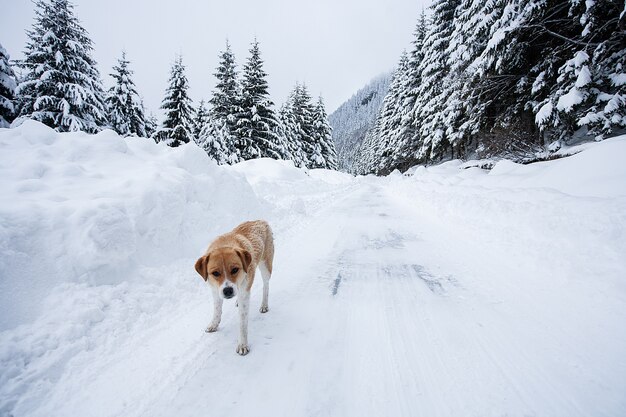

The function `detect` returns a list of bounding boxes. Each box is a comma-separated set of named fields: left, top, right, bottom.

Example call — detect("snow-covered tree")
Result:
left=192, top=99, right=209, bottom=143
left=152, top=56, right=194, bottom=147
left=312, top=96, right=338, bottom=170
left=235, top=39, right=285, bottom=160
left=145, top=112, right=158, bottom=138
left=0, top=42, right=17, bottom=128
left=538, top=0, right=626, bottom=140
left=288, top=83, right=321, bottom=168
left=353, top=123, right=381, bottom=175
left=105, top=51, right=146, bottom=137
left=209, top=40, right=240, bottom=154
left=388, top=11, right=427, bottom=169
left=277, top=99, right=303, bottom=166
left=16, top=0, right=107, bottom=132
left=416, top=0, right=461, bottom=160
left=197, top=117, right=238, bottom=165
left=359, top=51, right=411, bottom=174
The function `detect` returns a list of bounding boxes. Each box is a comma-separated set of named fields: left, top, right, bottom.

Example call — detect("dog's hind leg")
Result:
left=260, top=229, right=274, bottom=314
left=259, top=261, right=271, bottom=313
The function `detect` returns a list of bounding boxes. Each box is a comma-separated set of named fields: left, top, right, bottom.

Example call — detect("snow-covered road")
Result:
left=2, top=124, right=626, bottom=417
left=146, top=172, right=624, bottom=417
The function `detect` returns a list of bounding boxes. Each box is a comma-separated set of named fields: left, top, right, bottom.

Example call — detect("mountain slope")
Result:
left=329, top=73, right=391, bottom=172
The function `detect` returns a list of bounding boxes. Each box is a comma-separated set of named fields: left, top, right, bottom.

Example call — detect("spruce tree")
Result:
left=391, top=12, right=427, bottom=170
left=312, top=96, right=338, bottom=170
left=209, top=40, right=240, bottom=160
left=368, top=52, right=411, bottom=174
left=192, top=99, right=209, bottom=143
left=550, top=0, right=625, bottom=139
left=0, top=43, right=17, bottom=128
left=145, top=113, right=158, bottom=138
left=235, top=39, right=285, bottom=160
left=152, top=56, right=194, bottom=147
left=445, top=0, right=507, bottom=149
left=277, top=99, right=304, bottom=166
left=289, top=83, right=321, bottom=168
left=105, top=51, right=146, bottom=137
left=353, top=123, right=381, bottom=175
left=16, top=0, right=107, bottom=132
left=197, top=118, right=238, bottom=164
left=410, top=0, right=458, bottom=161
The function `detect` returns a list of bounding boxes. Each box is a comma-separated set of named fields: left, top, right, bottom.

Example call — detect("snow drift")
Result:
left=0, top=121, right=264, bottom=329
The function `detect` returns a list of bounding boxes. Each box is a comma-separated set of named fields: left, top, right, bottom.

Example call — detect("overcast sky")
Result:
left=0, top=0, right=429, bottom=116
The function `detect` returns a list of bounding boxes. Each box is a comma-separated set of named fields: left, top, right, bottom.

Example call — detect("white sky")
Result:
left=0, top=0, right=429, bottom=116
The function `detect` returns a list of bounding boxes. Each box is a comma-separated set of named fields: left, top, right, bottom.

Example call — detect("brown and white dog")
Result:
left=194, top=220, right=274, bottom=355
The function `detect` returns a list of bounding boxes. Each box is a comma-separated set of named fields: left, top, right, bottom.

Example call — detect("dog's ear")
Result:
left=236, top=249, right=252, bottom=273
left=194, top=254, right=210, bottom=281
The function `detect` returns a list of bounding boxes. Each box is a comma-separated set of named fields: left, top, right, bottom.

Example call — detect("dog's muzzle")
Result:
left=223, top=286, right=235, bottom=299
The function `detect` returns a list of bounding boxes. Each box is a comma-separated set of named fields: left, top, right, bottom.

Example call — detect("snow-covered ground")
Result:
left=1, top=122, right=625, bottom=417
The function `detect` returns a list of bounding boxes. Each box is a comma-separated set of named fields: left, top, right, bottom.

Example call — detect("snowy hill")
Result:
left=328, top=73, right=391, bottom=172
left=1, top=122, right=626, bottom=417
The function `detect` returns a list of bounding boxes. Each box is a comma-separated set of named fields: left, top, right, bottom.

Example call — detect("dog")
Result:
left=194, top=220, right=274, bottom=355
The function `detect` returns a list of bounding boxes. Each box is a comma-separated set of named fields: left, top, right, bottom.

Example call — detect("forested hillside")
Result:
left=328, top=73, right=391, bottom=172
left=355, top=2, right=625, bottom=175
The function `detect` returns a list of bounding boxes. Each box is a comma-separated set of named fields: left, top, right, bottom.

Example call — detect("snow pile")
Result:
left=0, top=121, right=263, bottom=329
left=409, top=135, right=626, bottom=198
left=230, top=157, right=311, bottom=185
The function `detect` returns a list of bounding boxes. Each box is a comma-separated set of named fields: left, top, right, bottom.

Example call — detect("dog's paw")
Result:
left=205, top=324, right=219, bottom=333
left=236, top=343, right=250, bottom=356
left=259, top=305, right=269, bottom=313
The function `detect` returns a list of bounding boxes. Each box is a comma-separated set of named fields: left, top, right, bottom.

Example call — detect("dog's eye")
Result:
left=212, top=271, right=220, bottom=277
left=231, top=267, right=239, bottom=275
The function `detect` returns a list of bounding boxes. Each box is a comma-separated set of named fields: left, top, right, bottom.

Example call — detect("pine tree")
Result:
left=352, top=128, right=376, bottom=175
left=277, top=99, right=303, bottom=166
left=312, top=96, right=338, bottom=170
left=197, top=117, right=238, bottom=164
left=209, top=40, right=240, bottom=160
left=289, top=83, right=321, bottom=168
left=16, top=0, right=107, bottom=132
left=152, top=56, right=194, bottom=147
left=390, top=12, right=428, bottom=170
left=105, top=51, right=146, bottom=137
left=145, top=112, right=158, bottom=138
left=366, top=51, right=411, bottom=174
left=416, top=0, right=461, bottom=160
left=192, top=99, right=209, bottom=143
left=555, top=0, right=625, bottom=139
left=235, top=39, right=285, bottom=160
left=0, top=43, right=17, bottom=128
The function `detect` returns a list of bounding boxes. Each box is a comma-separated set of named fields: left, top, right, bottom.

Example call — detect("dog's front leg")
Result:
left=236, top=288, right=251, bottom=355
left=206, top=286, right=223, bottom=333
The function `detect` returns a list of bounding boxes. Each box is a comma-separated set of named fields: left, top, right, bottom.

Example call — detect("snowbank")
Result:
left=0, top=121, right=264, bottom=329
left=409, top=135, right=626, bottom=198
left=230, top=157, right=310, bottom=185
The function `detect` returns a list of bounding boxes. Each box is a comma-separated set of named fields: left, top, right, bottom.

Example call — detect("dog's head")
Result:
left=195, top=247, right=252, bottom=299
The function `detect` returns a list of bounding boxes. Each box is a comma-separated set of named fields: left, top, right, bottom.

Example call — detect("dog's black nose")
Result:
left=223, top=287, right=234, bottom=298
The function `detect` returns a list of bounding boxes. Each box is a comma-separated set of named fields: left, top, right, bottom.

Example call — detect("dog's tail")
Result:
left=261, top=220, right=274, bottom=274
